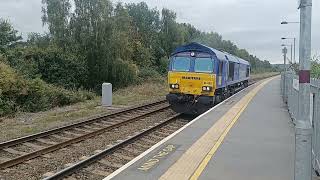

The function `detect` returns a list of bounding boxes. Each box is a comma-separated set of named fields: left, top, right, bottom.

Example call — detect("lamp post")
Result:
left=282, top=47, right=288, bottom=102
left=282, top=44, right=293, bottom=64
left=281, top=21, right=299, bottom=63
left=282, top=47, right=288, bottom=72
left=281, top=21, right=300, bottom=24
left=282, top=37, right=296, bottom=63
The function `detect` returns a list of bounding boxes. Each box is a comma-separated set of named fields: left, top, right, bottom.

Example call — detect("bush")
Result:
left=138, top=67, right=161, bottom=80
left=5, top=46, right=88, bottom=89
left=109, top=59, right=138, bottom=89
left=157, top=57, right=169, bottom=75
left=0, top=62, right=95, bottom=117
left=19, top=78, right=51, bottom=112
left=20, top=78, right=95, bottom=113
left=311, top=61, right=320, bottom=79
left=0, top=96, right=16, bottom=116
left=48, top=86, right=95, bottom=107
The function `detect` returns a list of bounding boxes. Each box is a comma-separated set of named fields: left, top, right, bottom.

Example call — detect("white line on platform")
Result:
left=103, top=85, right=254, bottom=180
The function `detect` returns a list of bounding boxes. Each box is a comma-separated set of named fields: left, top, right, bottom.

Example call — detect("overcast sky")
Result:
left=0, top=0, right=319, bottom=64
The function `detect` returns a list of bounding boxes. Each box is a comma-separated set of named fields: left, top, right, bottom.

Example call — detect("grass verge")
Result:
left=0, top=79, right=167, bottom=142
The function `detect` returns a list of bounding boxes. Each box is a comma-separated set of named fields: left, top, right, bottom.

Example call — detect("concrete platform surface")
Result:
left=105, top=77, right=294, bottom=180
left=198, top=76, right=294, bottom=180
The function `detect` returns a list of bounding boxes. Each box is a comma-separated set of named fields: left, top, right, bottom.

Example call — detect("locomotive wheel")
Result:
left=214, top=95, right=223, bottom=105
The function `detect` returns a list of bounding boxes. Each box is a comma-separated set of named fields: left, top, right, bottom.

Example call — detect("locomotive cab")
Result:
left=166, top=51, right=217, bottom=114
left=166, top=42, right=250, bottom=115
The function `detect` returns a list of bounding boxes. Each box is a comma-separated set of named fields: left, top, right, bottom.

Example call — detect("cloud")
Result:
left=0, top=0, right=44, bottom=38
left=0, top=0, right=319, bottom=64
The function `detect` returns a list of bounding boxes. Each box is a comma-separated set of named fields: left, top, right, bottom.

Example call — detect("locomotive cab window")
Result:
left=228, top=62, right=235, bottom=81
left=194, top=58, right=213, bottom=73
left=246, top=66, right=250, bottom=77
left=218, top=61, right=223, bottom=76
left=172, top=57, right=191, bottom=72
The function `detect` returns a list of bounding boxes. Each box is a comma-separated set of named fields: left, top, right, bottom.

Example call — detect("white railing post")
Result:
left=102, top=83, right=112, bottom=107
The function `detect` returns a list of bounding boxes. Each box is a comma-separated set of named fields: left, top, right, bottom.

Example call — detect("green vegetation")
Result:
left=0, top=79, right=168, bottom=141
left=0, top=61, right=95, bottom=117
left=0, top=1, right=276, bottom=117
left=311, top=55, right=320, bottom=78
left=285, top=55, right=320, bottom=78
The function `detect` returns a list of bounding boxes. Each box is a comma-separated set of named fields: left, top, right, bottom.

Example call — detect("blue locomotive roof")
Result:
left=237, top=58, right=250, bottom=65
left=225, top=54, right=239, bottom=63
left=172, top=42, right=217, bottom=57
left=172, top=42, right=249, bottom=65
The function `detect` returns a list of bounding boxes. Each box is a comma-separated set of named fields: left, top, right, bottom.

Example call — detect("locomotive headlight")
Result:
left=170, top=84, right=179, bottom=89
left=202, top=86, right=212, bottom=92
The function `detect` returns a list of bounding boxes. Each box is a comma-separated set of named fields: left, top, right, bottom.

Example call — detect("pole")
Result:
left=291, top=44, right=293, bottom=64
left=283, top=47, right=287, bottom=100
left=295, top=0, right=312, bottom=179
left=284, top=49, right=287, bottom=72
left=294, top=38, right=296, bottom=63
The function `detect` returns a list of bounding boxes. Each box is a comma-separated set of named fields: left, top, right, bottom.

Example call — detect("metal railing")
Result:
left=281, top=72, right=320, bottom=174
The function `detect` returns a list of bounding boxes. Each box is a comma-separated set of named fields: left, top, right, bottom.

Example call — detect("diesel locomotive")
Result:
left=166, top=42, right=250, bottom=114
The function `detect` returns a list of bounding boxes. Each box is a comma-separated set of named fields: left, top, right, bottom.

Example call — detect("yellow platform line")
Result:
left=159, top=77, right=275, bottom=180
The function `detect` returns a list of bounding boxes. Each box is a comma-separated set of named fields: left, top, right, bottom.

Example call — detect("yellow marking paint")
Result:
left=190, top=79, right=273, bottom=179
left=137, top=144, right=176, bottom=172
left=159, top=77, right=275, bottom=180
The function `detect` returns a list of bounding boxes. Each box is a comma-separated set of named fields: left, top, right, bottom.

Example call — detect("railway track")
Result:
left=35, top=80, right=264, bottom=180
left=0, top=100, right=170, bottom=170
left=44, top=114, right=188, bottom=180
left=0, top=76, right=275, bottom=180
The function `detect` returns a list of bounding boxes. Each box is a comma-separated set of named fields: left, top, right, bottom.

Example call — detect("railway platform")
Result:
left=104, top=76, right=295, bottom=180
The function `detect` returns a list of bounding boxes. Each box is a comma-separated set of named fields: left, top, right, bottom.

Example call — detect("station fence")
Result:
left=281, top=72, right=320, bottom=173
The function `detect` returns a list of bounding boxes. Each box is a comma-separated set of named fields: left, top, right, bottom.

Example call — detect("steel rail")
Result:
left=0, top=76, right=271, bottom=150
left=0, top=75, right=271, bottom=170
left=42, top=76, right=273, bottom=179
left=0, top=99, right=167, bottom=149
left=44, top=113, right=181, bottom=180
left=0, top=104, right=170, bottom=169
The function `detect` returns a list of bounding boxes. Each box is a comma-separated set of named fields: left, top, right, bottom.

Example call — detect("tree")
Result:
left=0, top=19, right=22, bottom=53
left=193, top=32, right=223, bottom=49
left=40, top=0, right=274, bottom=91
left=160, top=8, right=181, bottom=57
left=42, top=0, right=71, bottom=48
left=27, top=33, right=51, bottom=47
left=126, top=2, right=162, bottom=67
left=311, top=55, right=320, bottom=78
left=126, top=2, right=160, bottom=47
left=111, top=3, right=134, bottom=62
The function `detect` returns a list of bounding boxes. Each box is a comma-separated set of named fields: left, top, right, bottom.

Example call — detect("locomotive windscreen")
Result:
left=170, top=52, right=213, bottom=73
left=172, top=57, right=191, bottom=72
left=194, top=58, right=213, bottom=73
